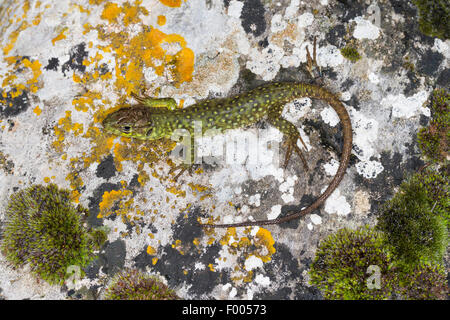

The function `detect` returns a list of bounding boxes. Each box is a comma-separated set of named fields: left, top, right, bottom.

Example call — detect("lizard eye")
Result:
left=146, top=127, right=153, bottom=136
left=122, top=125, right=131, bottom=133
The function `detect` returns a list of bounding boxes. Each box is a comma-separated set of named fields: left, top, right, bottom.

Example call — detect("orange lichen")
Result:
left=22, top=0, right=30, bottom=18
left=146, top=245, right=156, bottom=255
left=210, top=226, right=277, bottom=281
left=97, top=25, right=194, bottom=93
left=122, top=0, right=149, bottom=26
left=100, top=0, right=149, bottom=26
left=255, top=228, right=276, bottom=262
left=33, top=105, right=42, bottom=116
left=166, top=186, right=186, bottom=198
left=32, top=12, right=42, bottom=26
left=3, top=22, right=30, bottom=55
left=100, top=2, right=121, bottom=23
left=51, top=28, right=68, bottom=45
left=22, top=58, right=42, bottom=93
left=1, top=57, right=42, bottom=105
left=159, top=0, right=186, bottom=7
left=98, top=188, right=134, bottom=219
left=157, top=15, right=166, bottom=26
left=173, top=47, right=194, bottom=83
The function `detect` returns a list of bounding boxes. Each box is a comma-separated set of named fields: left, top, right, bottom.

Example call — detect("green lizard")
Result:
left=102, top=44, right=353, bottom=228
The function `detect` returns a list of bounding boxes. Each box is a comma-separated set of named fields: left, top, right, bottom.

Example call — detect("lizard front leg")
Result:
left=168, top=133, right=197, bottom=181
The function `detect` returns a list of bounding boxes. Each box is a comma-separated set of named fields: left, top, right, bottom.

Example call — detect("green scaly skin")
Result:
left=103, top=82, right=353, bottom=228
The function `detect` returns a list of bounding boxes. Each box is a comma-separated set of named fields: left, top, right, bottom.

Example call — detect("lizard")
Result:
left=102, top=41, right=353, bottom=228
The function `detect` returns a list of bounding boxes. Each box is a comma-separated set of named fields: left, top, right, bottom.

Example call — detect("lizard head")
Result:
left=103, top=106, right=156, bottom=140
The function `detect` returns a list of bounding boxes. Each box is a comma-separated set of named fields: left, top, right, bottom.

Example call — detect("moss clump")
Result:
left=103, top=269, right=179, bottom=300
left=417, top=89, right=449, bottom=163
left=376, top=169, right=448, bottom=267
left=398, top=263, right=448, bottom=300
left=0, top=184, right=107, bottom=285
left=340, top=46, right=361, bottom=62
left=412, top=0, right=450, bottom=40
left=309, top=226, right=398, bottom=300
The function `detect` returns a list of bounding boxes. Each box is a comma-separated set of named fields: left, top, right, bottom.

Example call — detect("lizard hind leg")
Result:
left=282, top=137, right=309, bottom=170
left=268, top=114, right=309, bottom=171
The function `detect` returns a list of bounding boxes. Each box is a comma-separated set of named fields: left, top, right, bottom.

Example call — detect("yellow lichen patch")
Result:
left=146, top=245, right=156, bottom=255
left=81, top=127, right=116, bottom=165
left=97, top=25, right=194, bottom=93
left=3, top=22, right=30, bottom=56
left=254, top=228, right=276, bottom=262
left=1, top=57, right=42, bottom=108
left=219, top=227, right=237, bottom=246
left=159, top=0, right=187, bottom=7
left=157, top=15, right=166, bottom=26
left=122, top=0, right=149, bottom=26
left=32, top=12, right=42, bottom=26
left=52, top=111, right=85, bottom=152
left=21, top=58, right=42, bottom=92
left=98, top=188, right=134, bottom=219
left=100, top=2, right=121, bottom=23
left=72, top=91, right=102, bottom=112
left=65, top=165, right=84, bottom=203
left=100, top=0, right=149, bottom=26
left=89, top=0, right=106, bottom=5
left=192, top=238, right=200, bottom=246
left=111, top=138, right=173, bottom=172
left=166, top=186, right=186, bottom=198
left=21, top=0, right=30, bottom=18
left=209, top=226, right=277, bottom=282
left=51, top=28, right=68, bottom=45
left=172, top=239, right=184, bottom=255
left=33, top=105, right=42, bottom=116
left=173, top=48, right=194, bottom=83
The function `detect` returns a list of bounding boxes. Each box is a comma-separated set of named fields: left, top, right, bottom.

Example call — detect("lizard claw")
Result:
left=306, top=36, right=322, bottom=79
left=282, top=138, right=309, bottom=171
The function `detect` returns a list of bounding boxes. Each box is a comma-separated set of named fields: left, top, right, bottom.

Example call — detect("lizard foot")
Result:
left=282, top=138, right=309, bottom=171
left=305, top=36, right=322, bottom=80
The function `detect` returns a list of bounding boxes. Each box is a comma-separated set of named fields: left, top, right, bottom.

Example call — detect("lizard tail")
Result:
left=202, top=84, right=353, bottom=228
